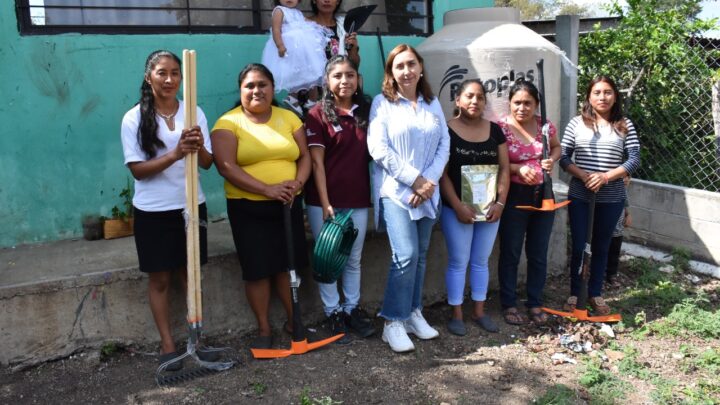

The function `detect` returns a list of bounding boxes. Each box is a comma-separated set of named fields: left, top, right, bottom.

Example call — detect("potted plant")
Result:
left=81, top=214, right=104, bottom=240
left=103, top=178, right=134, bottom=239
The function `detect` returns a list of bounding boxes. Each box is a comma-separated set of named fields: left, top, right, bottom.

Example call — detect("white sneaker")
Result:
left=382, top=321, right=415, bottom=353
left=404, top=308, right=439, bottom=340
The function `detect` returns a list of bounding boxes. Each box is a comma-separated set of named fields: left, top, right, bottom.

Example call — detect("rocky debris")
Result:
left=551, top=353, right=577, bottom=365
left=659, top=264, right=675, bottom=273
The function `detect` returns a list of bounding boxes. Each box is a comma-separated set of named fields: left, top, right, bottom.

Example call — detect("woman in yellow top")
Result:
left=211, top=63, right=311, bottom=350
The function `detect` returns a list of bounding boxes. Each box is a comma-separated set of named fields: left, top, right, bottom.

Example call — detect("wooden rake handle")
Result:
left=183, top=50, right=202, bottom=330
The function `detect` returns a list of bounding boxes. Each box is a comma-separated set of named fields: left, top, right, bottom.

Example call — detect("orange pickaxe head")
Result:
left=516, top=199, right=571, bottom=211
left=251, top=334, right=346, bottom=359
left=542, top=307, right=622, bottom=323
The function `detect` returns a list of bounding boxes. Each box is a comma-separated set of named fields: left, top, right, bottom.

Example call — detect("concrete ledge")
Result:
left=0, top=221, right=448, bottom=367
left=1, top=201, right=568, bottom=367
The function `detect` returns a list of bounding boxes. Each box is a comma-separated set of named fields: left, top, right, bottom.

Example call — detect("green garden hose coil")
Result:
left=312, top=210, right=358, bottom=284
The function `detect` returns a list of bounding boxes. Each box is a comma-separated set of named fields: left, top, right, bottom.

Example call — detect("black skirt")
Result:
left=133, top=203, right=208, bottom=273
left=226, top=197, right=308, bottom=281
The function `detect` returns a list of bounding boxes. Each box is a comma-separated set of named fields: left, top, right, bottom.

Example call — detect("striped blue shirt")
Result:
left=367, top=93, right=450, bottom=226
left=560, top=116, right=640, bottom=202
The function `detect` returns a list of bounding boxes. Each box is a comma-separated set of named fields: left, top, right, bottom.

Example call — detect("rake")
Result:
left=155, top=50, right=235, bottom=385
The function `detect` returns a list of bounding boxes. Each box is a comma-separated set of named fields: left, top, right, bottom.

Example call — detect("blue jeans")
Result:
left=441, top=205, right=500, bottom=305
left=378, top=198, right=437, bottom=321
left=498, top=204, right=555, bottom=309
left=307, top=205, right=368, bottom=316
left=568, top=198, right=625, bottom=298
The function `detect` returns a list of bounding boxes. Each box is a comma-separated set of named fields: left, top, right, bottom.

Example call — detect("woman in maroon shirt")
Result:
left=304, top=55, right=375, bottom=342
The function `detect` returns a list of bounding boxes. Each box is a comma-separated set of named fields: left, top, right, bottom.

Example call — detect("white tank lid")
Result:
left=444, top=7, right=520, bottom=26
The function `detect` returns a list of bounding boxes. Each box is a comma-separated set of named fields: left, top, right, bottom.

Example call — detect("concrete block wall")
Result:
left=626, top=179, right=720, bottom=265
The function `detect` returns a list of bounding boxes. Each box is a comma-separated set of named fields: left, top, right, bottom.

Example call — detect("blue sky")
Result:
left=698, top=0, right=720, bottom=37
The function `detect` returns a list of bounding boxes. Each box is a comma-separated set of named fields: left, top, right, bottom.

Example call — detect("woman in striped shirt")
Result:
left=559, top=76, right=641, bottom=315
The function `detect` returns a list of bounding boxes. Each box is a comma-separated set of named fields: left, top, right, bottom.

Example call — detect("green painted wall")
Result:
left=432, top=0, right=494, bottom=32
left=0, top=1, right=428, bottom=248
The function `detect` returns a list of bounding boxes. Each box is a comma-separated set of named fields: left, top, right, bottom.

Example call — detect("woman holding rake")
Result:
left=120, top=50, right=215, bottom=370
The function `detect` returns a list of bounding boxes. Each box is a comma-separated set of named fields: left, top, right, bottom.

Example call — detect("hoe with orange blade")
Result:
left=515, top=59, right=570, bottom=212
left=543, top=192, right=622, bottom=322
left=251, top=203, right=345, bottom=359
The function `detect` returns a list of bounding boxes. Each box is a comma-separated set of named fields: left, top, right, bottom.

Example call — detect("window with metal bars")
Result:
left=15, top=0, right=432, bottom=36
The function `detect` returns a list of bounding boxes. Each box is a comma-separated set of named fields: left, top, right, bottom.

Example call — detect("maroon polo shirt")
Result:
left=304, top=104, right=371, bottom=208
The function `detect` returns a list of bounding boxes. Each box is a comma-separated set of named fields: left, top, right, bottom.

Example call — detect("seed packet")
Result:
left=460, top=164, right=498, bottom=222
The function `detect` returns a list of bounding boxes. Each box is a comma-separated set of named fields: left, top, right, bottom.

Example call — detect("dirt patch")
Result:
left=2, top=263, right=718, bottom=404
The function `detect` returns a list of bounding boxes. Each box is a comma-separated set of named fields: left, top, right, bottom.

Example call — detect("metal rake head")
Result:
left=156, top=366, right=220, bottom=386
left=155, top=346, right=236, bottom=387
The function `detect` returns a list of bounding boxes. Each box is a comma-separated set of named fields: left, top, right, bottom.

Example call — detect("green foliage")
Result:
left=299, top=388, right=342, bottom=405
left=110, top=177, right=133, bottom=221
left=614, top=258, right=689, bottom=328
left=494, top=0, right=590, bottom=20
left=534, top=384, right=579, bottom=404
left=650, top=378, right=682, bottom=404
left=643, top=294, right=720, bottom=339
left=671, top=247, right=692, bottom=272
left=617, top=345, right=654, bottom=380
left=579, top=0, right=720, bottom=191
left=682, top=379, right=720, bottom=403
left=579, top=359, right=630, bottom=404
left=695, top=347, right=720, bottom=372
left=252, top=382, right=267, bottom=395
left=100, top=342, right=119, bottom=359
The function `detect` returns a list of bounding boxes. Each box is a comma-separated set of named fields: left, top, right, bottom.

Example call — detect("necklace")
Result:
left=156, top=102, right=178, bottom=130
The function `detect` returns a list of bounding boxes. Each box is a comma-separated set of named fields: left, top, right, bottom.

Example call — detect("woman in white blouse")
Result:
left=368, top=44, right=450, bottom=353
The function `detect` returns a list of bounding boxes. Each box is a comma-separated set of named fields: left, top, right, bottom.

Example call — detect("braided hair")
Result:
left=137, top=50, right=181, bottom=159
left=319, top=55, right=369, bottom=129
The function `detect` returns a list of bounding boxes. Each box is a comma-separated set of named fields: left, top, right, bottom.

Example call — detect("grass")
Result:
left=100, top=342, right=120, bottom=360
left=613, top=257, right=692, bottom=329
left=642, top=294, right=720, bottom=340
left=695, top=348, right=720, bottom=372
left=579, top=359, right=630, bottom=404
left=682, top=380, right=720, bottom=403
left=569, top=252, right=720, bottom=404
left=670, top=247, right=692, bottom=272
left=252, top=382, right=267, bottom=395
left=298, top=388, right=342, bottom=405
left=617, top=345, right=652, bottom=380
left=534, top=384, right=579, bottom=405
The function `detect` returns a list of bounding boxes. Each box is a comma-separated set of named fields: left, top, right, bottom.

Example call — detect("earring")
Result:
left=420, top=73, right=423, bottom=77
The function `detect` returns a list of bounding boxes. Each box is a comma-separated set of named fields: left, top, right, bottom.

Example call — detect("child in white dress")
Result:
left=261, top=0, right=328, bottom=106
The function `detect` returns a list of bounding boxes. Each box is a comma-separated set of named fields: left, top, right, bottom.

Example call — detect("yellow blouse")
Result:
left=212, top=106, right=303, bottom=200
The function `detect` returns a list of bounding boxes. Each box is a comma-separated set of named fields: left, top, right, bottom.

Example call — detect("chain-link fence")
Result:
left=621, top=37, right=720, bottom=192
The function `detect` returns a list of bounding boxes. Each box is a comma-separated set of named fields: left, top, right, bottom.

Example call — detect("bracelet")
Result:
left=495, top=201, right=505, bottom=207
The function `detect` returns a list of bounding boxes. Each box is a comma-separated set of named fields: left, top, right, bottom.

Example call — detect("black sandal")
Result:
left=502, top=307, right=527, bottom=325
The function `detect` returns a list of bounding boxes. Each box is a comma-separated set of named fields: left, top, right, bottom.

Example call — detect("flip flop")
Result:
left=502, top=307, right=527, bottom=325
